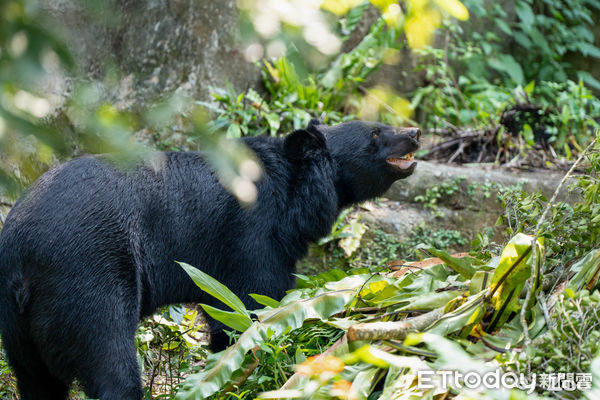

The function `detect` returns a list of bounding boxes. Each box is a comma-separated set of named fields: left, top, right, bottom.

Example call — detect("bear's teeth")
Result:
left=398, top=152, right=414, bottom=161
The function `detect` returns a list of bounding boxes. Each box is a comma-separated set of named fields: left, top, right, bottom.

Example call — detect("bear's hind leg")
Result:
left=9, top=349, right=69, bottom=400
left=78, top=335, right=143, bottom=400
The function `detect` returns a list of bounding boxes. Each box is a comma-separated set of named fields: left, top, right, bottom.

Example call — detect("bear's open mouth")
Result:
left=386, top=152, right=416, bottom=170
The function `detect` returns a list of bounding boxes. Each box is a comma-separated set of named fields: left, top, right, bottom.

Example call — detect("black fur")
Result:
left=0, top=120, right=419, bottom=399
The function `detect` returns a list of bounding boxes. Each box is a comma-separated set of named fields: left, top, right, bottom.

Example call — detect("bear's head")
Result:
left=296, top=119, right=420, bottom=207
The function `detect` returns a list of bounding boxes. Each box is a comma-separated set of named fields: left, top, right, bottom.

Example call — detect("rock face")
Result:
left=39, top=0, right=260, bottom=108
left=362, top=161, right=579, bottom=244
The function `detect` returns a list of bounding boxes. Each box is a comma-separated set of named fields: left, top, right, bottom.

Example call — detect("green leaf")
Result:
left=478, top=302, right=547, bottom=349
left=577, top=42, right=600, bottom=59
left=226, top=123, right=241, bottom=138
left=249, top=293, right=280, bottom=308
left=177, top=322, right=267, bottom=399
left=200, top=304, right=252, bottom=332
left=177, top=289, right=355, bottom=399
left=578, top=71, right=600, bottom=91
left=515, top=1, right=534, bottom=26
left=567, top=249, right=600, bottom=291
left=418, top=245, right=476, bottom=279
left=341, top=1, right=370, bottom=37
left=414, top=333, right=491, bottom=374
left=397, top=290, right=463, bottom=311
left=488, top=54, right=524, bottom=85
left=178, top=262, right=249, bottom=316
left=495, top=19, right=512, bottom=35
left=469, top=271, right=491, bottom=294
left=347, top=345, right=429, bottom=370
left=524, top=80, right=535, bottom=97
left=426, top=291, right=487, bottom=336
left=265, top=112, right=280, bottom=135
left=349, top=366, right=379, bottom=400
left=522, top=123, right=535, bottom=146
left=587, top=354, right=600, bottom=399
left=528, top=27, right=552, bottom=55
left=0, top=106, right=67, bottom=153
left=258, top=290, right=355, bottom=326
left=487, top=233, right=543, bottom=331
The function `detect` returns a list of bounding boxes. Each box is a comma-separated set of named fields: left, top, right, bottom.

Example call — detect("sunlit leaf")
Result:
left=426, top=291, right=486, bottom=336
left=567, top=249, right=600, bottom=291
left=433, top=0, right=469, bottom=21
left=418, top=245, right=476, bottom=279
left=178, top=262, right=249, bottom=316
left=487, top=233, right=543, bottom=332
left=249, top=293, right=281, bottom=308
left=200, top=304, right=252, bottom=332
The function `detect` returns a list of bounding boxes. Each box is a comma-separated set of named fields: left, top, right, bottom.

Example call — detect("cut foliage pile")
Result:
left=174, top=135, right=600, bottom=400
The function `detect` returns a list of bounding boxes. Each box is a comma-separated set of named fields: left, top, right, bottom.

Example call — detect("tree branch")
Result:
left=347, top=307, right=444, bottom=342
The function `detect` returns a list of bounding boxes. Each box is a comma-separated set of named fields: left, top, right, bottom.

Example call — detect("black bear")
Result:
left=0, top=120, right=419, bottom=399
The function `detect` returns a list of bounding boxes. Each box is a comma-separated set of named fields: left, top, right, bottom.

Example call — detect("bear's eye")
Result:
left=372, top=128, right=380, bottom=140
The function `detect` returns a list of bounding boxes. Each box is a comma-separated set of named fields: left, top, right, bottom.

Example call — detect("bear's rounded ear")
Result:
left=307, top=118, right=322, bottom=130
left=284, top=128, right=327, bottom=160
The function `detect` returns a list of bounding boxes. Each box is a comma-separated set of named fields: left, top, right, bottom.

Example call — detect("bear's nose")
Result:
left=395, top=127, right=421, bottom=141
left=408, top=128, right=421, bottom=140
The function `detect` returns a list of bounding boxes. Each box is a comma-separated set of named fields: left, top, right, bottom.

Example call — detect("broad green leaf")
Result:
left=178, top=262, right=249, bottom=316
left=265, top=112, right=280, bottom=135
left=522, top=123, right=535, bottom=146
left=418, top=246, right=476, bottom=279
left=325, top=274, right=373, bottom=291
left=524, top=80, right=535, bottom=97
left=258, top=290, right=355, bottom=326
left=200, top=304, right=252, bottom=332
left=349, top=367, right=379, bottom=400
left=412, top=333, right=491, bottom=373
left=469, top=271, right=491, bottom=294
left=495, top=18, right=512, bottom=35
left=396, top=290, right=463, bottom=311
left=567, top=249, right=600, bottom=291
left=579, top=71, right=600, bottom=91
left=326, top=317, right=359, bottom=330
left=487, top=233, right=543, bottom=331
left=249, top=293, right=280, bottom=308
left=225, top=123, right=241, bottom=138
left=358, top=280, right=389, bottom=299
left=0, top=106, right=67, bottom=153
left=177, top=322, right=267, bottom=399
left=178, top=289, right=355, bottom=399
left=488, top=54, right=524, bottom=85
left=426, top=291, right=487, bottom=336
left=577, top=42, right=600, bottom=59
left=586, top=355, right=600, bottom=399
left=515, top=1, right=534, bottom=26
left=528, top=27, right=551, bottom=55
left=477, top=303, right=547, bottom=349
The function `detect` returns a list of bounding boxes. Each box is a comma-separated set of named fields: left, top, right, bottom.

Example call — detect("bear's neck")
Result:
left=246, top=136, right=341, bottom=258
